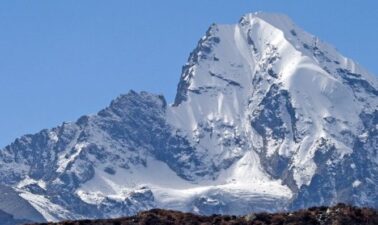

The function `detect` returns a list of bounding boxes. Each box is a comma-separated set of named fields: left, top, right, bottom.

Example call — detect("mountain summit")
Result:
left=0, top=12, right=377, bottom=222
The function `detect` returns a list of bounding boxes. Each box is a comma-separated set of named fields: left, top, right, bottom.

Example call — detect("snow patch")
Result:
left=352, top=180, right=362, bottom=188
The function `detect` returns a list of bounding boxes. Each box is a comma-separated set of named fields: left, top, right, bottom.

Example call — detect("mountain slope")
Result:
left=0, top=12, right=377, bottom=222
left=0, top=184, right=45, bottom=222
left=169, top=12, right=378, bottom=209
left=0, top=209, right=31, bottom=225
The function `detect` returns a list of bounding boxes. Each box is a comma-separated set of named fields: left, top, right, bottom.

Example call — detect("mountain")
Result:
left=26, top=204, right=378, bottom=225
left=0, top=209, right=31, bottom=225
left=0, top=184, right=45, bottom=222
left=0, top=12, right=377, bottom=222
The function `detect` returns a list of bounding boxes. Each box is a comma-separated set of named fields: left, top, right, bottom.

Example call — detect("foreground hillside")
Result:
left=29, top=204, right=378, bottom=225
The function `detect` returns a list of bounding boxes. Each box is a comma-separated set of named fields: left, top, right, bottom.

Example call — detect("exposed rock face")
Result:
left=0, top=12, right=377, bottom=222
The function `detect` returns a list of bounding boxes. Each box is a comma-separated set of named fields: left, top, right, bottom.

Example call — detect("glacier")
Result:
left=0, top=12, right=377, bottom=222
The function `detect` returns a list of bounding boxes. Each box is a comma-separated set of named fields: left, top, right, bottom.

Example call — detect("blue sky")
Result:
left=1, top=0, right=377, bottom=147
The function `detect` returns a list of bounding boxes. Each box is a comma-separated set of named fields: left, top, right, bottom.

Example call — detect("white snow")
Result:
left=57, top=142, right=88, bottom=173
left=19, top=192, right=75, bottom=222
left=77, top=154, right=292, bottom=212
left=352, top=180, right=362, bottom=188
left=48, top=131, right=59, bottom=143
left=16, top=176, right=46, bottom=190
left=167, top=12, right=377, bottom=189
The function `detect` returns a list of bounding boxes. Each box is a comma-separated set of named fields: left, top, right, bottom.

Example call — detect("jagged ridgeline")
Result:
left=0, top=12, right=377, bottom=223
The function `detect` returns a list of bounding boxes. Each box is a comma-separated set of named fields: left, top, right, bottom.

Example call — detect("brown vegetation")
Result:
left=28, top=204, right=378, bottom=225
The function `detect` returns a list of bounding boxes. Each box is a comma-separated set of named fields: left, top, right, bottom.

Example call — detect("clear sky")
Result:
left=1, top=0, right=377, bottom=147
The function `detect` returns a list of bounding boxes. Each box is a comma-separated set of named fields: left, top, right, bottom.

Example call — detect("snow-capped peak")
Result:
left=240, top=12, right=295, bottom=30
left=0, top=12, right=377, bottom=222
left=170, top=11, right=377, bottom=188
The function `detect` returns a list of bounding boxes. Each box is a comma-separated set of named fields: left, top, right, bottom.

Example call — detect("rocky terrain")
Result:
left=28, top=204, right=378, bottom=225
